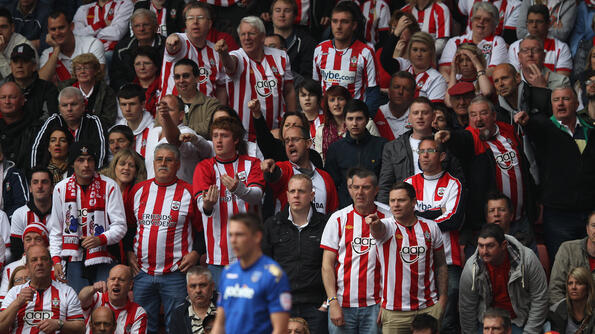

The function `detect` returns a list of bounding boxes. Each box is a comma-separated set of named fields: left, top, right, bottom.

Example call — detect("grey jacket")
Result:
left=459, top=235, right=549, bottom=334
left=549, top=238, right=594, bottom=304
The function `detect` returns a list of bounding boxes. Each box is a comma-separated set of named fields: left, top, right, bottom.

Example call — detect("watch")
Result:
left=58, top=319, right=64, bottom=330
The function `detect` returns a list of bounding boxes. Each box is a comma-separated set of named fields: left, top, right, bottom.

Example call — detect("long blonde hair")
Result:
left=566, top=267, right=595, bottom=318
left=102, top=149, right=147, bottom=187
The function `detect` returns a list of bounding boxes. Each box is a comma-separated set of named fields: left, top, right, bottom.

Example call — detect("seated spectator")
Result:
left=459, top=224, right=548, bottom=334
left=509, top=5, right=572, bottom=77
left=173, top=59, right=221, bottom=139
left=373, top=71, right=415, bottom=141
left=516, top=35, right=570, bottom=91
left=107, top=125, right=134, bottom=160
left=39, top=11, right=106, bottom=83
left=131, top=46, right=161, bottom=117
left=115, top=83, right=154, bottom=158
left=447, top=81, right=475, bottom=129
left=264, top=33, right=285, bottom=51
left=59, top=53, right=117, bottom=128
left=359, top=0, right=391, bottom=49
left=288, top=317, right=310, bottom=334
left=262, top=175, right=328, bottom=332
left=134, top=0, right=185, bottom=37
left=313, top=86, right=379, bottom=161
left=578, top=70, right=595, bottom=126
left=411, top=314, right=439, bottom=334
left=10, top=0, right=51, bottom=51
left=0, top=7, right=37, bottom=79
left=325, top=99, right=387, bottom=207
left=78, top=265, right=148, bottom=334
left=110, top=8, right=165, bottom=92
left=261, top=127, right=338, bottom=214
left=31, top=87, right=107, bottom=169
left=515, top=87, right=595, bottom=261
left=170, top=266, right=217, bottom=334
left=89, top=306, right=116, bottom=334
left=72, top=0, right=134, bottom=54
left=7, top=266, right=28, bottom=291
left=296, top=78, right=324, bottom=139
left=516, top=0, right=576, bottom=42
left=9, top=167, right=52, bottom=259
left=549, top=211, right=595, bottom=304
left=145, top=94, right=211, bottom=183
left=446, top=43, right=494, bottom=100
left=400, top=0, right=451, bottom=55
left=1, top=43, right=58, bottom=121
left=207, top=105, right=263, bottom=160
left=548, top=267, right=595, bottom=334
left=458, top=0, right=520, bottom=42
left=0, top=81, right=43, bottom=171
left=41, top=125, right=73, bottom=185
left=439, top=2, right=508, bottom=78
left=482, top=308, right=513, bottom=334
left=101, top=149, right=146, bottom=200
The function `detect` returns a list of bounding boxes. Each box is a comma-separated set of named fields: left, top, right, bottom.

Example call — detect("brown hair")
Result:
left=72, top=53, right=103, bottom=82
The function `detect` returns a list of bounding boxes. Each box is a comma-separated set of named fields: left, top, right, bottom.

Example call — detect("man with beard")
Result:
left=435, top=96, right=536, bottom=255
left=447, top=81, right=475, bottom=129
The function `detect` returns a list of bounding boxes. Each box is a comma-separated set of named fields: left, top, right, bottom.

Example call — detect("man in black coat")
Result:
left=170, top=266, right=217, bottom=334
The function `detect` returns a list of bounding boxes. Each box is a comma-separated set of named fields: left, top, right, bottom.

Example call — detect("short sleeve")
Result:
left=320, top=213, right=341, bottom=252
left=425, top=74, right=447, bottom=103
left=431, top=223, right=444, bottom=250
left=487, top=37, right=508, bottom=67
left=458, top=0, right=471, bottom=16
left=378, top=3, right=391, bottom=31
left=9, top=208, right=25, bottom=239
left=65, top=286, right=84, bottom=320
left=556, top=41, right=573, bottom=72
left=439, top=37, right=458, bottom=66
left=503, top=0, right=521, bottom=30
left=265, top=266, right=291, bottom=314
left=312, top=45, right=322, bottom=81
left=508, top=41, right=521, bottom=71
left=40, top=48, right=51, bottom=67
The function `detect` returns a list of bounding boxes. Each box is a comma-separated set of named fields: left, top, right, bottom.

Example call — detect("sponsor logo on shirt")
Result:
left=351, top=236, right=376, bottom=255
left=24, top=311, right=53, bottom=325
left=400, top=245, right=426, bottom=264
left=223, top=284, right=255, bottom=299
left=494, top=150, right=518, bottom=170
left=320, top=69, right=356, bottom=85
left=255, top=79, right=278, bottom=98
left=140, top=213, right=177, bottom=227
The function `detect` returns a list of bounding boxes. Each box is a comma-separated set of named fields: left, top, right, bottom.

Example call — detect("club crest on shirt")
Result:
left=52, top=298, right=60, bottom=307
left=350, top=56, right=357, bottom=64
left=280, top=292, right=292, bottom=311
left=170, top=9, right=176, bottom=18
left=436, top=187, right=445, bottom=197
left=267, top=264, right=283, bottom=283
left=237, top=171, right=247, bottom=182
left=171, top=201, right=181, bottom=211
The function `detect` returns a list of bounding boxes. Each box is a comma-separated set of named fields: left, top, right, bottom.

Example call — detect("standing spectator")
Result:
left=459, top=224, right=548, bottom=334
left=325, top=99, right=387, bottom=207
left=78, top=265, right=148, bottom=334
left=216, top=15, right=296, bottom=142
left=109, top=9, right=165, bottom=92
left=38, top=125, right=71, bottom=186
left=312, top=1, right=380, bottom=112
left=359, top=0, right=391, bottom=48
left=320, top=168, right=390, bottom=333
left=368, top=182, right=447, bottom=333
left=0, top=245, right=86, bottom=334
left=548, top=267, right=595, bottom=334
left=485, top=193, right=536, bottom=251
left=297, top=79, right=324, bottom=139
left=72, top=0, right=134, bottom=55
left=131, top=47, right=161, bottom=118
left=134, top=0, right=185, bottom=38
left=212, top=213, right=291, bottom=334
left=193, top=116, right=265, bottom=285
left=115, top=84, right=154, bottom=159
left=401, top=0, right=452, bottom=55
left=39, top=11, right=106, bottom=82
left=373, top=71, right=415, bottom=141
left=549, top=212, right=595, bottom=304
left=125, top=143, right=202, bottom=334
left=514, top=87, right=595, bottom=261
left=516, top=0, right=576, bottom=42
left=161, top=2, right=226, bottom=104
left=262, top=175, right=329, bottom=334
left=10, top=0, right=51, bottom=51
left=101, top=149, right=147, bottom=200
left=170, top=266, right=217, bottom=334
left=48, top=141, right=127, bottom=293
left=0, top=8, right=37, bottom=79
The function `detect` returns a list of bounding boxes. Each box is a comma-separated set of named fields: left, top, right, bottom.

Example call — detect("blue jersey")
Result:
left=218, top=255, right=292, bottom=333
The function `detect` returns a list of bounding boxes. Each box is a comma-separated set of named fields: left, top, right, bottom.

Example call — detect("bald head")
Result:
left=492, top=64, right=521, bottom=99
left=91, top=306, right=116, bottom=334
left=0, top=82, right=25, bottom=118
left=109, top=264, right=132, bottom=281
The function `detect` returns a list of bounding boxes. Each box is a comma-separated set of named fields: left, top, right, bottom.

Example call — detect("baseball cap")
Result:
left=10, top=43, right=36, bottom=62
left=68, top=142, right=98, bottom=165
left=447, top=81, right=475, bottom=96
left=23, top=222, right=49, bottom=244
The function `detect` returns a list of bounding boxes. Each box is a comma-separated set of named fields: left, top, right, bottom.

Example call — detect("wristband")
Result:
left=477, top=70, right=486, bottom=77
left=327, top=296, right=338, bottom=306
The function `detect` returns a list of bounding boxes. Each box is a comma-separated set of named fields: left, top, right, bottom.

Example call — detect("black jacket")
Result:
left=58, top=80, right=117, bottom=128
left=0, top=113, right=42, bottom=172
left=524, top=113, right=595, bottom=212
left=2, top=160, right=28, bottom=220
left=325, top=131, right=387, bottom=207
left=170, top=299, right=193, bottom=334
left=109, top=33, right=166, bottom=91
left=134, top=0, right=185, bottom=38
left=1, top=73, right=58, bottom=121
left=262, top=205, right=328, bottom=305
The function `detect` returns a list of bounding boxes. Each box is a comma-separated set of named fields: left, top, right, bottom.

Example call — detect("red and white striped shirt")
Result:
left=269, top=161, right=339, bottom=214
left=0, top=257, right=25, bottom=301
left=127, top=179, right=200, bottom=276
left=313, top=40, right=377, bottom=100
left=458, top=0, right=521, bottom=35
left=360, top=0, right=391, bottom=47
left=161, top=34, right=225, bottom=99
left=396, top=58, right=447, bottom=103
left=401, top=2, right=452, bottom=39
left=405, top=172, right=463, bottom=266
left=308, top=110, right=324, bottom=140
left=83, top=292, right=147, bottom=334
left=468, top=123, right=524, bottom=220
left=373, top=104, right=409, bottom=141
left=375, top=217, right=444, bottom=311
left=227, top=47, right=293, bottom=142
left=508, top=37, right=572, bottom=73
left=320, top=203, right=390, bottom=307
left=439, top=32, right=508, bottom=68
left=194, top=155, right=265, bottom=266
left=73, top=0, right=134, bottom=51
left=149, top=2, right=168, bottom=37
left=10, top=205, right=48, bottom=240
left=294, top=0, right=310, bottom=25
left=1, top=281, right=84, bottom=334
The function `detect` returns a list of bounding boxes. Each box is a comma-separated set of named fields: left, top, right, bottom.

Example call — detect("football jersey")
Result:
left=439, top=32, right=508, bottom=68
left=1, top=281, right=84, bottom=334
left=149, top=2, right=168, bottom=37
left=218, top=255, right=291, bottom=334
left=227, top=47, right=293, bottom=142
left=127, top=179, right=200, bottom=275
left=375, top=217, right=444, bottom=311
left=199, top=0, right=238, bottom=6
left=508, top=38, right=572, bottom=73
left=294, top=0, right=311, bottom=25
left=373, top=104, right=409, bottom=140
left=160, top=34, right=225, bottom=98
left=10, top=205, right=47, bottom=240
left=396, top=58, right=447, bottom=103
left=401, top=2, right=452, bottom=39
left=405, top=172, right=464, bottom=266
left=458, top=0, right=521, bottom=35
left=269, top=161, right=339, bottom=214
left=73, top=0, right=134, bottom=51
left=320, top=203, right=391, bottom=307
left=194, top=155, right=265, bottom=266
left=83, top=292, right=147, bottom=334
left=313, top=40, right=377, bottom=100
left=360, top=0, right=391, bottom=47
left=308, top=110, right=324, bottom=140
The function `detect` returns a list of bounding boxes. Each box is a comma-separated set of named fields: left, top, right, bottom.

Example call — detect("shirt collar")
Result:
left=288, top=206, right=313, bottom=231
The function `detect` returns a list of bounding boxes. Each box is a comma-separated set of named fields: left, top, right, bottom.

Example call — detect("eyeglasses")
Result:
left=519, top=48, right=542, bottom=55
left=418, top=148, right=439, bottom=154
left=173, top=73, right=192, bottom=80
left=186, top=15, right=208, bottom=22
left=74, top=65, right=94, bottom=72
left=283, top=137, right=306, bottom=144
left=586, top=80, right=595, bottom=86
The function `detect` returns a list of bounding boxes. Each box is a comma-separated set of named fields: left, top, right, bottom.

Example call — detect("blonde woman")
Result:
left=102, top=148, right=147, bottom=200
left=549, top=267, right=595, bottom=334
